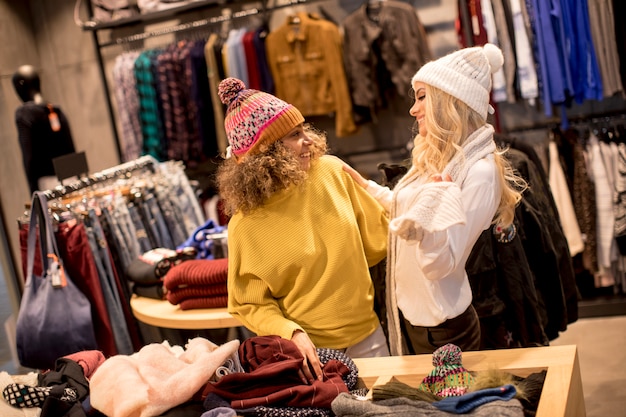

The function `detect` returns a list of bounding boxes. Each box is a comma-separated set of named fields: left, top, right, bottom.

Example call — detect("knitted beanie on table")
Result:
left=218, top=78, right=304, bottom=158
left=419, top=343, right=475, bottom=397
left=411, top=43, right=504, bottom=120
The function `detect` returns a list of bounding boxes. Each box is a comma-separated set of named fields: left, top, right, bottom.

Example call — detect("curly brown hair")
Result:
left=216, top=124, right=329, bottom=216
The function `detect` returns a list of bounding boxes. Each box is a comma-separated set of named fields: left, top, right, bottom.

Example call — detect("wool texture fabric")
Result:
left=412, top=43, right=504, bottom=120
left=89, top=337, right=241, bottom=417
left=418, top=344, right=474, bottom=397
left=372, top=376, right=442, bottom=402
left=164, top=258, right=229, bottom=309
left=163, top=259, right=228, bottom=289
left=177, top=295, right=229, bottom=310
left=433, top=384, right=517, bottom=413
left=388, top=124, right=495, bottom=241
left=218, top=77, right=304, bottom=157
left=63, top=350, right=106, bottom=380
left=331, top=393, right=524, bottom=417
left=166, top=284, right=228, bottom=305
left=227, top=155, right=388, bottom=349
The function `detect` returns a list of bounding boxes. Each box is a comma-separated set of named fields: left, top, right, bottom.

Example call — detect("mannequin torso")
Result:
left=12, top=65, right=76, bottom=193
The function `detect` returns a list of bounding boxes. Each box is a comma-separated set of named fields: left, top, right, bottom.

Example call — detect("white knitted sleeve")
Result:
left=389, top=182, right=466, bottom=241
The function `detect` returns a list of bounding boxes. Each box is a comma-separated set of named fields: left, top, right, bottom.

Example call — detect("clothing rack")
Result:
left=99, top=0, right=312, bottom=48
left=42, top=155, right=159, bottom=200
left=84, top=0, right=316, bottom=159
left=502, top=110, right=626, bottom=136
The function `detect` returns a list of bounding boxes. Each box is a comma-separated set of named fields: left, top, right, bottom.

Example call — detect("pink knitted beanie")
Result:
left=218, top=78, right=304, bottom=158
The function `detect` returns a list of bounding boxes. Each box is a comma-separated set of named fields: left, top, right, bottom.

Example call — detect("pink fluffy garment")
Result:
left=89, top=337, right=240, bottom=417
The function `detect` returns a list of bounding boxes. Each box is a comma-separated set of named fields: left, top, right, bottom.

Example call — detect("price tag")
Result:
left=47, top=104, right=61, bottom=132
left=48, top=254, right=67, bottom=288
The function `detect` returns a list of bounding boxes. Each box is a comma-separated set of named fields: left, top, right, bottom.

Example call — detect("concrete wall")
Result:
left=0, top=0, right=119, bottom=309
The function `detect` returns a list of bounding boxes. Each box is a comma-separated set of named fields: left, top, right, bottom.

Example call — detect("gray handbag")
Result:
left=15, top=191, right=99, bottom=370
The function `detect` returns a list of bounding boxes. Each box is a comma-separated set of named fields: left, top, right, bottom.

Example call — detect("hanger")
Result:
left=366, top=0, right=385, bottom=22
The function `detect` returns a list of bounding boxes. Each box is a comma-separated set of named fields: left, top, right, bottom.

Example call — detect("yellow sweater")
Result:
left=227, top=156, right=388, bottom=349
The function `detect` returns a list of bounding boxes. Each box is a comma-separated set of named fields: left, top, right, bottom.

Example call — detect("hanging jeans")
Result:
left=85, top=209, right=134, bottom=355
left=139, top=192, right=174, bottom=249
left=128, top=202, right=153, bottom=253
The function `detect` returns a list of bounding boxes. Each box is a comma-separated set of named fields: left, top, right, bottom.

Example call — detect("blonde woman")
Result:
left=344, top=44, right=527, bottom=355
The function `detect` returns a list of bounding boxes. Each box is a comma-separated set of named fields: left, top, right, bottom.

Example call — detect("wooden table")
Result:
left=353, top=344, right=585, bottom=417
left=130, top=295, right=241, bottom=330
left=130, top=297, right=584, bottom=416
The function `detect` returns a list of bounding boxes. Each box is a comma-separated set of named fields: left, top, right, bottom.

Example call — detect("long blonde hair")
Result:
left=411, top=85, right=526, bottom=227
left=216, top=124, right=328, bottom=216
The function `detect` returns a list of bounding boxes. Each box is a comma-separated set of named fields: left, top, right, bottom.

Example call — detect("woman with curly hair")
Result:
left=343, top=44, right=527, bottom=355
left=215, top=78, right=390, bottom=384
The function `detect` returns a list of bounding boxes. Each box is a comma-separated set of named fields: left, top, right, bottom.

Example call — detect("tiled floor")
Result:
left=550, top=315, right=626, bottom=416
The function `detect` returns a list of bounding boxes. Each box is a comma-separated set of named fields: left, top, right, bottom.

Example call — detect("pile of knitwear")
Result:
left=164, top=258, right=228, bottom=310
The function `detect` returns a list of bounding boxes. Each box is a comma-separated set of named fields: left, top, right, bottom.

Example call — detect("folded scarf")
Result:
left=389, top=125, right=496, bottom=241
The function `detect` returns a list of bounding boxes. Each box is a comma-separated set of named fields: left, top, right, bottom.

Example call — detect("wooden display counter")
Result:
left=353, top=345, right=585, bottom=417
left=130, top=296, right=584, bottom=416
left=130, top=295, right=242, bottom=330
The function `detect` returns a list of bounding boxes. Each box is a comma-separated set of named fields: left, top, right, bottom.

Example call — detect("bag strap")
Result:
left=26, top=191, right=63, bottom=281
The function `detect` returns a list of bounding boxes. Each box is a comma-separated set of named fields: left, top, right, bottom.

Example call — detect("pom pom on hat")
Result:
left=218, top=78, right=304, bottom=158
left=418, top=343, right=475, bottom=397
left=218, top=77, right=246, bottom=106
left=411, top=43, right=504, bottom=120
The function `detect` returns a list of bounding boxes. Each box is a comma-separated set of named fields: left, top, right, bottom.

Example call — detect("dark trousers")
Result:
left=402, top=304, right=481, bottom=354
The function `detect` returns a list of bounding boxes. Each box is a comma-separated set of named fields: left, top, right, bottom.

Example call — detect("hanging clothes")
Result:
left=342, top=0, right=431, bottom=121
left=266, top=12, right=357, bottom=137
left=548, top=140, right=584, bottom=256
left=112, top=51, right=143, bottom=162
left=16, top=157, right=207, bottom=356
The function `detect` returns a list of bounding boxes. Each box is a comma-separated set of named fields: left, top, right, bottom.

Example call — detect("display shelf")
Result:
left=353, top=345, right=585, bottom=417
left=130, top=295, right=241, bottom=329
left=80, top=0, right=223, bottom=30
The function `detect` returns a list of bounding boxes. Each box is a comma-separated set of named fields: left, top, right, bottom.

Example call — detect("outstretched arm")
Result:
left=341, top=161, right=368, bottom=189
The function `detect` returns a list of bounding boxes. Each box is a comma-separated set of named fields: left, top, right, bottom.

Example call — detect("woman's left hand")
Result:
left=430, top=174, right=453, bottom=182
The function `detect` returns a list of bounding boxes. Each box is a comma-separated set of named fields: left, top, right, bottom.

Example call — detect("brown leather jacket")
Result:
left=265, top=12, right=357, bottom=137
left=342, top=1, right=432, bottom=115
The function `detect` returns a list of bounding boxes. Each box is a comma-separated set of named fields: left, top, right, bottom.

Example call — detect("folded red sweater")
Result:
left=163, top=259, right=228, bottom=290
left=166, top=283, right=228, bottom=305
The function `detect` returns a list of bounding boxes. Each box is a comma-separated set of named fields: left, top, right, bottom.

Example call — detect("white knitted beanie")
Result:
left=411, top=43, right=504, bottom=120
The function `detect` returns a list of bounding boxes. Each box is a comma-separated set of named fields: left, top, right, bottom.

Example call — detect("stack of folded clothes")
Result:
left=164, top=259, right=228, bottom=310
left=125, top=247, right=197, bottom=299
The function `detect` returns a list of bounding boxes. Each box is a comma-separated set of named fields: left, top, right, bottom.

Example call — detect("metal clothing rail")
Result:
left=100, top=0, right=312, bottom=47
left=502, top=110, right=626, bottom=135
left=43, top=155, right=159, bottom=200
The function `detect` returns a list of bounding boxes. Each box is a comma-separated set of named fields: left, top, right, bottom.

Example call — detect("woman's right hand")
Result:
left=341, top=161, right=368, bottom=189
left=291, top=330, right=323, bottom=384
